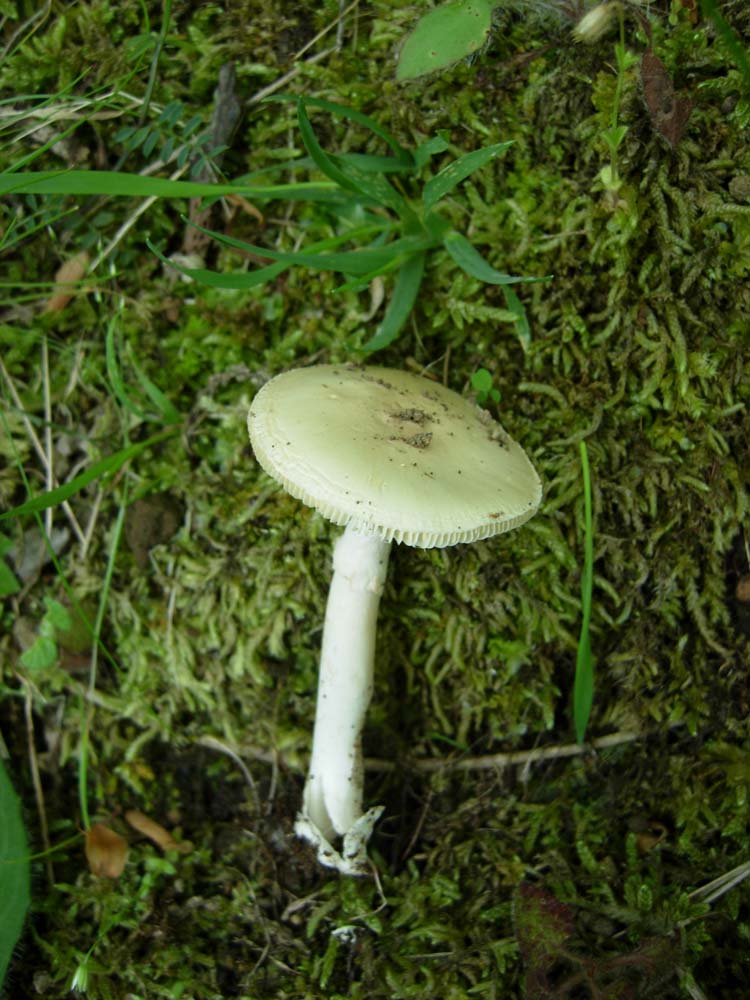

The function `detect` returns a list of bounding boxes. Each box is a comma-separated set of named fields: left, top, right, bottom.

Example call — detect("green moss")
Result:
left=2, top=0, right=750, bottom=996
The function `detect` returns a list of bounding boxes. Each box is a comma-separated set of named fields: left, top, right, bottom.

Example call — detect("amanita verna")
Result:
left=248, top=364, right=542, bottom=874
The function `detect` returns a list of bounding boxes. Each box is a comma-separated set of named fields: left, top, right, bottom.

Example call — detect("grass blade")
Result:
left=362, top=251, right=426, bottom=351
left=266, top=94, right=412, bottom=163
left=574, top=439, right=595, bottom=744
left=502, top=285, right=532, bottom=352
left=296, top=100, right=410, bottom=215
left=0, top=170, right=338, bottom=201
left=0, top=759, right=30, bottom=986
left=442, top=230, right=540, bottom=285
left=0, top=429, right=176, bottom=522
left=423, top=141, right=513, bottom=211
left=700, top=0, right=750, bottom=85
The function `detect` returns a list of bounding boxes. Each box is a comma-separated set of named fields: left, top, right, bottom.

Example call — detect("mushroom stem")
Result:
left=295, top=523, right=391, bottom=873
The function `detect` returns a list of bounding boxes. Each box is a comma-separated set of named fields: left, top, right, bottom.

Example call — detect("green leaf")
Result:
left=0, top=759, right=30, bottom=985
left=442, top=230, right=538, bottom=285
left=574, top=440, right=595, bottom=744
left=471, top=367, right=493, bottom=396
left=601, top=124, right=628, bottom=155
left=20, top=635, right=58, bottom=671
left=396, top=0, right=494, bottom=81
left=43, top=597, right=72, bottom=632
left=413, top=135, right=451, bottom=171
left=0, top=429, right=176, bottom=523
left=362, top=251, right=426, bottom=352
left=423, top=141, right=513, bottom=210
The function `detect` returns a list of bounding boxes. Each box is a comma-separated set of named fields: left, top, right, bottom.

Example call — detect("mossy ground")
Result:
left=1, top=0, right=750, bottom=997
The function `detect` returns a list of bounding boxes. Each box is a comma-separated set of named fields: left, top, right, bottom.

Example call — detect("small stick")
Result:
left=23, top=681, right=54, bottom=884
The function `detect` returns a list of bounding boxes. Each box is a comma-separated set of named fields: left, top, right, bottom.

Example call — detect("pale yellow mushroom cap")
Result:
left=247, top=365, right=542, bottom=548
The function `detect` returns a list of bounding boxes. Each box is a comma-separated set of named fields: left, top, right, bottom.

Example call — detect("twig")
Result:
left=41, top=335, right=53, bottom=538
left=366, top=728, right=642, bottom=773
left=197, top=735, right=260, bottom=812
left=293, top=0, right=359, bottom=60
left=22, top=680, right=53, bottom=884
left=88, top=161, right=190, bottom=272
left=247, top=47, right=337, bottom=107
left=234, top=728, right=644, bottom=776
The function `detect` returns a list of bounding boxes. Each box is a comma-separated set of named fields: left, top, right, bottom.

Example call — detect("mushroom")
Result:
left=247, top=364, right=542, bottom=874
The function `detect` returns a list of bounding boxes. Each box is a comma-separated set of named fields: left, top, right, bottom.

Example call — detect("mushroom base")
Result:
left=296, top=524, right=391, bottom=874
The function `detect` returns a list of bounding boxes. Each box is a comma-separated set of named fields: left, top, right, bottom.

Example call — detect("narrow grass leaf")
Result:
left=574, top=439, right=595, bottom=744
left=106, top=321, right=151, bottom=421
left=443, top=230, right=538, bottom=285
left=148, top=244, right=288, bottom=289
left=413, top=135, right=451, bottom=170
left=173, top=221, right=427, bottom=276
left=423, top=141, right=513, bottom=211
left=363, top=251, right=426, bottom=351
left=0, top=429, right=176, bottom=523
left=502, top=285, right=532, bottom=351
left=296, top=99, right=381, bottom=205
left=0, top=759, right=30, bottom=985
left=0, top=534, right=20, bottom=596
left=128, top=356, right=182, bottom=425
left=0, top=171, right=339, bottom=202
left=266, top=94, right=412, bottom=163
left=700, top=0, right=750, bottom=85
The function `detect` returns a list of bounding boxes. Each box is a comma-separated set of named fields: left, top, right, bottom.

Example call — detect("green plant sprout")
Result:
left=574, top=439, right=595, bottom=743
left=158, top=96, right=545, bottom=351
left=470, top=367, right=501, bottom=404
left=588, top=5, right=638, bottom=193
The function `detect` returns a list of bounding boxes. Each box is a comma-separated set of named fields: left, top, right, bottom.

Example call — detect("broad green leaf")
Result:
left=396, top=0, right=494, bottom=81
left=0, top=429, right=176, bottom=523
left=43, top=597, right=72, bottom=632
left=0, top=759, right=30, bottom=985
left=442, top=230, right=537, bottom=285
left=20, top=635, right=57, bottom=670
left=423, top=141, right=513, bottom=210
left=363, top=251, right=426, bottom=351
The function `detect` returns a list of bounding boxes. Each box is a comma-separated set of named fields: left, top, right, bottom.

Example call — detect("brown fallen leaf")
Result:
left=85, top=823, right=129, bottom=878
left=125, top=809, right=192, bottom=853
left=42, top=251, right=90, bottom=313
left=640, top=50, right=692, bottom=148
